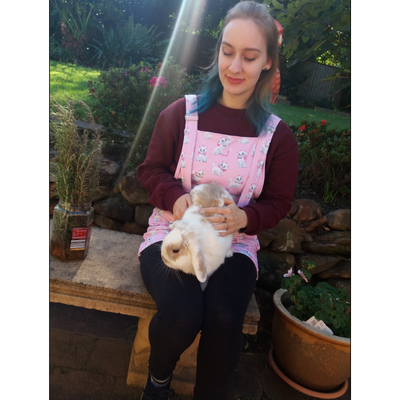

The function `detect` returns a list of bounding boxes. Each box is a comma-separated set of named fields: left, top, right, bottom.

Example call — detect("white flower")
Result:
left=283, top=268, right=293, bottom=278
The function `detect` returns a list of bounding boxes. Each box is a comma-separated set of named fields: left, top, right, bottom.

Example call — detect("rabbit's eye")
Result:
left=173, top=249, right=180, bottom=253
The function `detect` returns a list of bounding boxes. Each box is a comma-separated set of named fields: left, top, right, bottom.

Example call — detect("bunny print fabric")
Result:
left=139, top=95, right=281, bottom=276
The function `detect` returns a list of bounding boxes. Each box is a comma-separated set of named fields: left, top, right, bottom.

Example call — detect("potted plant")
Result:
left=269, top=260, right=351, bottom=399
left=50, top=98, right=102, bottom=261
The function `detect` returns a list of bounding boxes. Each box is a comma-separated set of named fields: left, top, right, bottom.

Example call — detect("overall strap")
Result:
left=236, top=113, right=281, bottom=208
left=174, top=95, right=198, bottom=191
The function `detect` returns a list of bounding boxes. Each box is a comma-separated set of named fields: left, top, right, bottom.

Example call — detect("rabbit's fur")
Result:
left=161, top=182, right=234, bottom=284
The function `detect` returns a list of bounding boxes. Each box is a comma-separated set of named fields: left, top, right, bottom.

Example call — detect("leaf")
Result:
left=272, top=0, right=284, bottom=10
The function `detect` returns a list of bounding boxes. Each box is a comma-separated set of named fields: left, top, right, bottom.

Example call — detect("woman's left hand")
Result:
left=199, top=197, right=248, bottom=237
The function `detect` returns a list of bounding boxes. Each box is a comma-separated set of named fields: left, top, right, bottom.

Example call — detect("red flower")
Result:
left=321, top=119, right=327, bottom=126
left=150, top=76, right=167, bottom=88
left=299, top=125, right=306, bottom=131
left=90, top=87, right=96, bottom=93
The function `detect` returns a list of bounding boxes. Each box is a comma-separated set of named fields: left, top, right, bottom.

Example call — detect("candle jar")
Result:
left=50, top=201, right=94, bottom=261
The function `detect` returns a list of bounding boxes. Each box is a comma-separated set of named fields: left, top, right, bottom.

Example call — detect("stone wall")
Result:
left=50, top=157, right=350, bottom=333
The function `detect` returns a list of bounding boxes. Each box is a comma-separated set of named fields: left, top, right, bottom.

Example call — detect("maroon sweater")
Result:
left=137, top=97, right=298, bottom=236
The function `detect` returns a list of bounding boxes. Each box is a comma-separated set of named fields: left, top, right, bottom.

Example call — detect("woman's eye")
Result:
left=245, top=57, right=256, bottom=62
left=223, top=51, right=233, bottom=56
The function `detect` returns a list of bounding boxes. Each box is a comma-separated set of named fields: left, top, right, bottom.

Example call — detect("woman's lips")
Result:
left=226, top=76, right=244, bottom=84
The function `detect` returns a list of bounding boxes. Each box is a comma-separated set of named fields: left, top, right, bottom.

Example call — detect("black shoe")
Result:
left=141, top=374, right=175, bottom=400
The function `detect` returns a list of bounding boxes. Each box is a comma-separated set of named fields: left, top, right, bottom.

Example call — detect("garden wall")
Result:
left=50, top=155, right=350, bottom=333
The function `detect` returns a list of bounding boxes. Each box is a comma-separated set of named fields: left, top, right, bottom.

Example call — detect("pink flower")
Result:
left=90, top=87, right=96, bottom=93
left=283, top=268, right=293, bottom=278
left=141, top=67, right=149, bottom=73
left=150, top=76, right=167, bottom=88
left=298, top=270, right=308, bottom=282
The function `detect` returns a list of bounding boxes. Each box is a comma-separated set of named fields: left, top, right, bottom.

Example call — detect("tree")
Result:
left=263, top=0, right=350, bottom=86
left=263, top=0, right=350, bottom=67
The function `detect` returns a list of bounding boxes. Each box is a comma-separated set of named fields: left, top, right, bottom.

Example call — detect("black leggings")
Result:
left=139, top=243, right=257, bottom=400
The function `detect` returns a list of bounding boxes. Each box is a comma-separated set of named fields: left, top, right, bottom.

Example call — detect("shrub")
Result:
left=90, top=15, right=168, bottom=70
left=290, top=118, right=350, bottom=203
left=88, top=57, right=203, bottom=171
left=50, top=34, right=77, bottom=64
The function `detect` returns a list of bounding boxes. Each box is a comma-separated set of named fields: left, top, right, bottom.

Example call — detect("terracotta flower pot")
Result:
left=271, top=288, right=350, bottom=393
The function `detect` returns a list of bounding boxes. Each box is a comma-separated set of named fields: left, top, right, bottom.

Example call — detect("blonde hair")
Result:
left=197, top=1, right=279, bottom=134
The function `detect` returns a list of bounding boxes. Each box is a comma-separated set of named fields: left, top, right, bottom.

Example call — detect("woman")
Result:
left=137, top=2, right=298, bottom=399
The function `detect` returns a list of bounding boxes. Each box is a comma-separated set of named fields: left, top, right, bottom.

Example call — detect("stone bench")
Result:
left=50, top=224, right=260, bottom=396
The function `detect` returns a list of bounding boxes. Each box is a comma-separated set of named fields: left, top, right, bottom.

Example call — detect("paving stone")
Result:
left=87, top=337, right=133, bottom=378
left=50, top=329, right=97, bottom=370
left=50, top=367, right=115, bottom=400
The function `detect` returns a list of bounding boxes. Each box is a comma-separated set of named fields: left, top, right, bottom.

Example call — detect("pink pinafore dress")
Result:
left=138, top=95, right=281, bottom=276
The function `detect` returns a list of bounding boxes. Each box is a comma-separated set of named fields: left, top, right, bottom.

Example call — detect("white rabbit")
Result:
left=161, top=182, right=234, bottom=288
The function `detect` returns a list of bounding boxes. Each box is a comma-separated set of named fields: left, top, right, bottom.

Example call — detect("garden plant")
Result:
left=50, top=98, right=102, bottom=261
left=281, top=260, right=351, bottom=338
left=87, top=57, right=203, bottom=171
left=290, top=118, right=351, bottom=203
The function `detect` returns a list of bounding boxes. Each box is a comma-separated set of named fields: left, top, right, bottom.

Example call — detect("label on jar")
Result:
left=70, top=227, right=89, bottom=250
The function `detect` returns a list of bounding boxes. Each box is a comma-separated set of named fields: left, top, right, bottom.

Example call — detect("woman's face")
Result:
left=218, top=18, right=271, bottom=109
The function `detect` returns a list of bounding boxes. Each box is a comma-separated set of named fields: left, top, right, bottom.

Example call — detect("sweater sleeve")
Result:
left=136, top=98, right=187, bottom=213
left=242, top=120, right=298, bottom=235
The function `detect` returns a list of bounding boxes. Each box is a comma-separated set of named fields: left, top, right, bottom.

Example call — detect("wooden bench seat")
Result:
left=50, top=224, right=260, bottom=396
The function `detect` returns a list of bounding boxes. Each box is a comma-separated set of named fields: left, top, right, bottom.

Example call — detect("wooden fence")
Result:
left=297, top=61, right=347, bottom=107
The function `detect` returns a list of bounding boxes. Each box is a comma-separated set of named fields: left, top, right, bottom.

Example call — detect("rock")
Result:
left=119, top=171, right=149, bottom=205
left=50, top=152, right=57, bottom=182
left=253, top=287, right=274, bottom=335
left=288, top=199, right=323, bottom=222
left=265, top=219, right=305, bottom=254
left=257, top=249, right=295, bottom=292
left=326, top=209, right=351, bottom=231
left=99, top=157, right=120, bottom=183
left=301, top=215, right=328, bottom=232
left=315, top=231, right=350, bottom=245
left=92, top=183, right=114, bottom=203
left=50, top=182, right=57, bottom=199
left=50, top=198, right=58, bottom=216
left=93, top=214, right=123, bottom=231
left=296, top=254, right=341, bottom=275
left=135, top=204, right=155, bottom=227
left=121, top=222, right=148, bottom=235
left=302, top=231, right=350, bottom=256
left=93, top=195, right=134, bottom=222
left=113, top=181, right=121, bottom=194
left=318, top=260, right=351, bottom=279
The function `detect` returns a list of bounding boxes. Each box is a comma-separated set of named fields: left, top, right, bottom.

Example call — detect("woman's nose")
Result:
left=229, top=56, right=242, bottom=73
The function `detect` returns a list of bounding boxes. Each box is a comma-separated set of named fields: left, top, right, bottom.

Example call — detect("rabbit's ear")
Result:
left=187, top=233, right=207, bottom=282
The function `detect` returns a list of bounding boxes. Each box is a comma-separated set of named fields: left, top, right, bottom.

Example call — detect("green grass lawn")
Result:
left=50, top=61, right=102, bottom=120
left=270, top=103, right=350, bottom=132
left=50, top=61, right=350, bottom=131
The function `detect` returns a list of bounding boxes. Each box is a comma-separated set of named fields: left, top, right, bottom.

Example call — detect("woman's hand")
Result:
left=172, top=193, right=193, bottom=220
left=199, top=197, right=248, bottom=237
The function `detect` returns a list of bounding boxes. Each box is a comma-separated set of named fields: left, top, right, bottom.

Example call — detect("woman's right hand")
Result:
left=172, top=194, right=193, bottom=220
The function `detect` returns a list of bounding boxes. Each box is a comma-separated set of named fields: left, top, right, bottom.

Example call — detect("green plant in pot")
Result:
left=270, top=260, right=351, bottom=398
left=50, top=97, right=102, bottom=261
